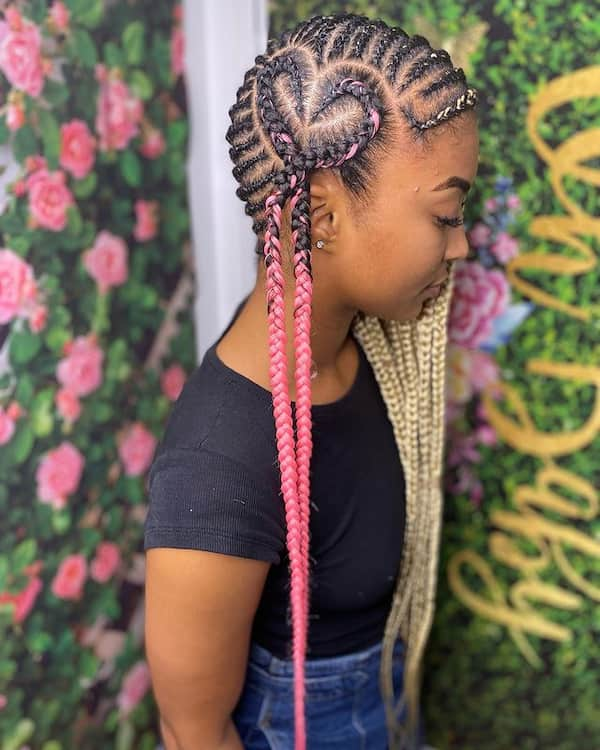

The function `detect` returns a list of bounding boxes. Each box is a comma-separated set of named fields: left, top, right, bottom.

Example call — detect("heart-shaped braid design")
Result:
left=225, top=13, right=479, bottom=750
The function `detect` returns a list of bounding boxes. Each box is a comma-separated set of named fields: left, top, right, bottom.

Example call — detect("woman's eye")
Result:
left=435, top=215, right=464, bottom=228
left=435, top=198, right=467, bottom=228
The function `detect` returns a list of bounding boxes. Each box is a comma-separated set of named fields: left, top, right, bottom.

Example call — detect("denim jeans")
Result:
left=231, top=638, right=427, bottom=749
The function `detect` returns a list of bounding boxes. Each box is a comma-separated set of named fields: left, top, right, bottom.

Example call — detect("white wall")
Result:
left=183, top=0, right=268, bottom=360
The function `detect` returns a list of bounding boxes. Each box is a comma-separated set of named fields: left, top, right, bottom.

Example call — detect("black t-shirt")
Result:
left=144, top=300, right=406, bottom=658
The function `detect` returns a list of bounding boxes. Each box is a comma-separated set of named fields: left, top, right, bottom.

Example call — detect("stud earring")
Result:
left=315, top=239, right=325, bottom=249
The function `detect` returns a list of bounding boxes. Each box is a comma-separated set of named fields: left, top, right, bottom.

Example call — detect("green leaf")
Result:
left=123, top=22, right=145, bottom=66
left=104, top=41, right=124, bottom=69
left=51, top=511, right=71, bottom=535
left=69, top=28, right=98, bottom=68
left=8, top=234, right=32, bottom=254
left=0, top=557, right=9, bottom=590
left=7, top=422, right=34, bottom=464
left=29, top=0, right=47, bottom=24
left=9, top=328, right=42, bottom=364
left=38, top=110, right=61, bottom=168
left=12, top=539, right=37, bottom=571
left=116, top=718, right=135, bottom=750
left=41, top=740, right=63, bottom=750
left=120, top=150, right=142, bottom=187
left=67, top=0, right=103, bottom=28
left=45, top=326, right=71, bottom=354
left=31, top=387, right=55, bottom=438
left=13, top=125, right=38, bottom=163
left=167, top=121, right=187, bottom=149
left=43, top=79, right=69, bottom=107
left=15, top=373, right=35, bottom=405
left=73, top=171, right=97, bottom=199
left=66, top=204, right=83, bottom=237
left=129, top=70, right=153, bottom=101
left=167, top=151, right=186, bottom=186
left=94, top=402, right=113, bottom=422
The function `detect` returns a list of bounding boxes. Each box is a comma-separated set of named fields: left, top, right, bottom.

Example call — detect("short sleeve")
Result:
left=143, top=447, right=286, bottom=564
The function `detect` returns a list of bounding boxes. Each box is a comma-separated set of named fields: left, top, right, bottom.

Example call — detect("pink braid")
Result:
left=264, top=190, right=307, bottom=749
left=261, top=97, right=381, bottom=750
left=290, top=184, right=312, bottom=647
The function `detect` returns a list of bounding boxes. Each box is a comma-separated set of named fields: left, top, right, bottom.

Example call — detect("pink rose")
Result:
left=133, top=200, right=158, bottom=242
left=55, top=387, right=82, bottom=423
left=0, top=406, right=16, bottom=445
left=476, top=424, right=497, bottom=446
left=51, top=554, right=87, bottom=600
left=49, top=1, right=70, bottom=32
left=13, top=575, right=43, bottom=623
left=6, top=100, right=25, bottom=131
left=25, top=154, right=46, bottom=173
left=490, top=231, right=519, bottom=264
left=0, top=13, right=45, bottom=96
left=82, top=231, right=128, bottom=293
left=118, top=422, right=157, bottom=477
left=160, top=363, right=186, bottom=401
left=0, top=695, right=6, bottom=710
left=467, top=221, right=491, bottom=248
left=36, top=441, right=85, bottom=510
left=447, top=432, right=481, bottom=468
left=139, top=128, right=165, bottom=159
left=0, top=575, right=43, bottom=624
left=170, top=25, right=185, bottom=78
left=26, top=168, right=74, bottom=231
left=506, top=194, right=521, bottom=211
left=90, top=542, right=121, bottom=583
left=6, top=401, right=22, bottom=420
left=60, top=120, right=96, bottom=179
left=484, top=198, right=498, bottom=213
left=0, top=249, right=37, bottom=324
left=56, top=334, right=104, bottom=396
left=117, top=661, right=151, bottom=716
left=12, top=178, right=27, bottom=197
left=28, top=302, right=48, bottom=333
left=468, top=350, right=500, bottom=392
left=94, top=63, right=107, bottom=83
left=95, top=76, right=143, bottom=151
left=449, top=262, right=510, bottom=349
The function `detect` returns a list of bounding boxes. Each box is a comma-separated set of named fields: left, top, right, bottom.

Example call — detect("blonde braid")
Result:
left=352, top=265, right=456, bottom=749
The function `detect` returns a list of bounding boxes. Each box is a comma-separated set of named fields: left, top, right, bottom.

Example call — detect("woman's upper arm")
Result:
left=144, top=547, right=270, bottom=745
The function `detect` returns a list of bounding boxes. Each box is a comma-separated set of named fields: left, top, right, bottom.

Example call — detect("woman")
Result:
left=144, top=12, right=479, bottom=750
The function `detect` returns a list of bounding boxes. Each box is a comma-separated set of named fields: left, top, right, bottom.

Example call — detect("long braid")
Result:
left=226, top=13, right=479, bottom=749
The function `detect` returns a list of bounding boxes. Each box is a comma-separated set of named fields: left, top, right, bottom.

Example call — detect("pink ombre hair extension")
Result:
left=261, top=93, right=381, bottom=748
left=263, top=187, right=309, bottom=748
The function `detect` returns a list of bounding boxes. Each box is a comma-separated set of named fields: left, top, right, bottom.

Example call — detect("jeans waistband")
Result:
left=249, top=637, right=405, bottom=678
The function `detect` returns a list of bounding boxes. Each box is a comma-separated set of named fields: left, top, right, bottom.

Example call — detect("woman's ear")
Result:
left=309, top=170, right=341, bottom=246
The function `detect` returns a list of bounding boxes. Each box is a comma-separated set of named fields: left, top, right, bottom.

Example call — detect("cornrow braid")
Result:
left=226, top=12, right=479, bottom=750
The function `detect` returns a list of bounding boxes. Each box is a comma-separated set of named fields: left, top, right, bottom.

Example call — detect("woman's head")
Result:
left=304, top=114, right=478, bottom=321
left=225, top=13, right=479, bottom=749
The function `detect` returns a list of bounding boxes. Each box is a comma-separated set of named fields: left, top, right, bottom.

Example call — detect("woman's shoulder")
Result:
left=150, top=342, right=277, bottom=488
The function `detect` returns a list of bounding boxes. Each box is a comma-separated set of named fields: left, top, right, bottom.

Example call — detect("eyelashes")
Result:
left=435, top=198, right=467, bottom=228
left=435, top=215, right=464, bottom=227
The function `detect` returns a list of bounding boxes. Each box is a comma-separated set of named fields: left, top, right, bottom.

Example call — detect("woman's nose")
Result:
left=445, top=228, right=470, bottom=262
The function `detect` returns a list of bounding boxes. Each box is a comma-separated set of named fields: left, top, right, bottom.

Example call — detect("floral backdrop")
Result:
left=0, top=1, right=194, bottom=747
left=270, top=2, right=600, bottom=749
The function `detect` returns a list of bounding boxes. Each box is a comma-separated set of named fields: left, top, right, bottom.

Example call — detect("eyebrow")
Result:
left=432, top=176, right=471, bottom=193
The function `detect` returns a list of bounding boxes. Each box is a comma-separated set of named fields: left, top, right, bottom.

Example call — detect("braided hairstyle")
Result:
left=226, top=13, right=478, bottom=750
